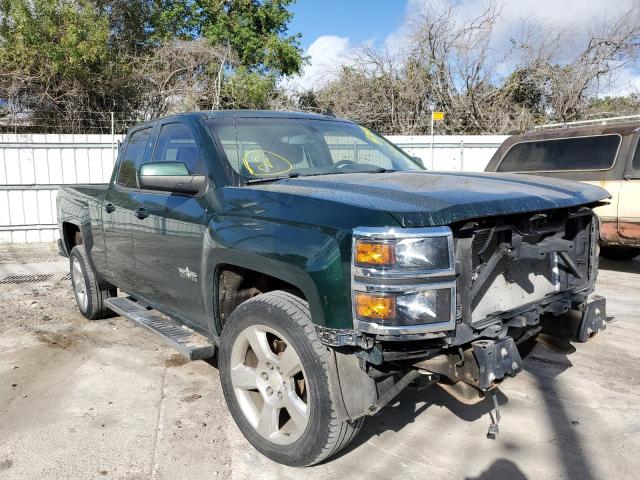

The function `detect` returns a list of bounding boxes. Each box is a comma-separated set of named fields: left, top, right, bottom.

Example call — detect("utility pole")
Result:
left=430, top=109, right=444, bottom=170
left=110, top=112, right=115, bottom=163
left=430, top=107, right=435, bottom=170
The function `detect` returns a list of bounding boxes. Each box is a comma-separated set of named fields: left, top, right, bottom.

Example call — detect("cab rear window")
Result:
left=497, top=135, right=621, bottom=172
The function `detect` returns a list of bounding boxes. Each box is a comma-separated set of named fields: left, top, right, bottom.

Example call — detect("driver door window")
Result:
left=147, top=122, right=204, bottom=175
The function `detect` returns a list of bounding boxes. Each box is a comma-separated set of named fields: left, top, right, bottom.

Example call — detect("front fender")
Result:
left=201, top=216, right=353, bottom=338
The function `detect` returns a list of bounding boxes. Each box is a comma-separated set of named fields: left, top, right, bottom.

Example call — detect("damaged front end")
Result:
left=320, top=205, right=607, bottom=432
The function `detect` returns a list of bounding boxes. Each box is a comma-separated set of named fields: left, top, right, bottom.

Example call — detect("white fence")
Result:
left=0, top=133, right=507, bottom=243
left=0, top=134, right=123, bottom=243
left=387, top=135, right=507, bottom=172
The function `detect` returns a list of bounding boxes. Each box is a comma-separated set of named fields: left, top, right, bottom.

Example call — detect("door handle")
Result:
left=135, top=207, right=149, bottom=219
left=105, top=203, right=116, bottom=213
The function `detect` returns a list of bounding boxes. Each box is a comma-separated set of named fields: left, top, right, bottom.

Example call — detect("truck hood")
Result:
left=248, top=171, right=610, bottom=227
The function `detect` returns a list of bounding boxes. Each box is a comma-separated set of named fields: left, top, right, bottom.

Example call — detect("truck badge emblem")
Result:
left=178, top=267, right=198, bottom=283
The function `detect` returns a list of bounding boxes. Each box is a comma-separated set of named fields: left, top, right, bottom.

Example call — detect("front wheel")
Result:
left=219, top=291, right=363, bottom=466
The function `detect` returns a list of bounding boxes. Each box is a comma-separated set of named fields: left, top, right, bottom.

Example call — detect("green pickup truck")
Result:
left=57, top=110, right=609, bottom=466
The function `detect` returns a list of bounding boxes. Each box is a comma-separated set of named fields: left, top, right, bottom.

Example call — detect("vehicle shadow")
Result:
left=334, top=382, right=508, bottom=459
left=335, top=342, right=599, bottom=480
left=598, top=256, right=640, bottom=274
left=514, top=343, right=597, bottom=479
left=466, top=459, right=528, bottom=480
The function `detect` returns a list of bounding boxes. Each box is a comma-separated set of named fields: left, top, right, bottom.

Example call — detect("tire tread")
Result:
left=233, top=290, right=363, bottom=466
left=70, top=245, right=116, bottom=320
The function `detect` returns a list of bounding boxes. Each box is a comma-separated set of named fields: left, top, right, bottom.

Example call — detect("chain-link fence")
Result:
left=0, top=111, right=145, bottom=135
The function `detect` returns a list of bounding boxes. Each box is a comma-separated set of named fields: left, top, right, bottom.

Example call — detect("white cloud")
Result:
left=404, top=0, right=637, bottom=36
left=281, top=35, right=355, bottom=92
left=601, top=68, right=640, bottom=97
left=286, top=0, right=640, bottom=94
left=394, top=0, right=640, bottom=95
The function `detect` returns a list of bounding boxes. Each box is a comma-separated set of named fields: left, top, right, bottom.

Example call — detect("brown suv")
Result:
left=485, top=120, right=640, bottom=260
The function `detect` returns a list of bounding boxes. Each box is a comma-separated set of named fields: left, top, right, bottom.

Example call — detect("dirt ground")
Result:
left=0, top=244, right=639, bottom=480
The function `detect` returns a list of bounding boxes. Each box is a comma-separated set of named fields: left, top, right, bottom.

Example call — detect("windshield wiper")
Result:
left=245, top=168, right=396, bottom=184
left=287, top=168, right=397, bottom=179
left=245, top=176, right=288, bottom=184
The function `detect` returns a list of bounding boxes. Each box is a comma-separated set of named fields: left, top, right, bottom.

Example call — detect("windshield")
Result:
left=206, top=117, right=424, bottom=182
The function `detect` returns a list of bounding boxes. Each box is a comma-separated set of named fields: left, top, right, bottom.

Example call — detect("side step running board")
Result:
left=105, top=297, right=216, bottom=361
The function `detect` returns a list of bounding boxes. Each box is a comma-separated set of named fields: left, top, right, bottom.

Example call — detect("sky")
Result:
left=286, top=0, right=640, bottom=95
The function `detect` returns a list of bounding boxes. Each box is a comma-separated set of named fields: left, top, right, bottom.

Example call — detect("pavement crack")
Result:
left=150, top=359, right=169, bottom=479
left=367, top=439, right=457, bottom=476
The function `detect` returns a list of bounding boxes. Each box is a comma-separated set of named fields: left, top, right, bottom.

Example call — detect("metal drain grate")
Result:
left=61, top=273, right=72, bottom=281
left=0, top=273, right=55, bottom=285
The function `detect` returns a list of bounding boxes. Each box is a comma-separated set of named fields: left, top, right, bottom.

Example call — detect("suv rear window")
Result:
left=497, top=135, right=621, bottom=172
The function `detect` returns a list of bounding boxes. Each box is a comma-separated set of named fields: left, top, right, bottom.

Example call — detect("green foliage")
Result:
left=222, top=67, right=277, bottom=108
left=587, top=94, right=640, bottom=117
left=0, top=0, right=303, bottom=131
left=200, top=0, right=302, bottom=75
left=500, top=69, right=544, bottom=113
left=0, top=0, right=127, bottom=120
left=0, top=0, right=110, bottom=77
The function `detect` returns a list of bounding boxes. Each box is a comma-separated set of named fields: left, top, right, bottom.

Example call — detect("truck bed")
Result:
left=56, top=184, right=109, bottom=256
left=59, top=184, right=109, bottom=198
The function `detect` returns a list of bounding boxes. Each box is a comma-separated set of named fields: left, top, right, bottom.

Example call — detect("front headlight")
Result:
left=354, top=236, right=451, bottom=270
left=355, top=287, right=453, bottom=326
left=353, top=227, right=454, bottom=275
left=352, top=226, right=456, bottom=335
left=395, top=236, right=450, bottom=270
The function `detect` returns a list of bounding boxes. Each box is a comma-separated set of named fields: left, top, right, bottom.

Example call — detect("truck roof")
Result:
left=515, top=120, right=640, bottom=142
left=130, top=110, right=346, bottom=130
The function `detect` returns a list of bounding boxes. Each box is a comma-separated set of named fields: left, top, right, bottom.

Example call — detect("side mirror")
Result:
left=138, top=162, right=206, bottom=195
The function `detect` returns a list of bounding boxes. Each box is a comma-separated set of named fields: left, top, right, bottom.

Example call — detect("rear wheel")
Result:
left=69, top=245, right=116, bottom=319
left=600, top=245, right=640, bottom=261
left=219, top=290, right=363, bottom=466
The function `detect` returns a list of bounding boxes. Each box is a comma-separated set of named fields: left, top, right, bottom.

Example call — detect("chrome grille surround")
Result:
left=351, top=226, right=457, bottom=336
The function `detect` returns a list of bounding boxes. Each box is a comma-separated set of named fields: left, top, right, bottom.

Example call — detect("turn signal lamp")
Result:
left=355, top=293, right=396, bottom=321
left=355, top=241, right=394, bottom=266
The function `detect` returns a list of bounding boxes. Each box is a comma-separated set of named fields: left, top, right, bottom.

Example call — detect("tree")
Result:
left=199, top=0, right=303, bottom=76
left=0, top=0, right=137, bottom=130
left=0, top=0, right=304, bottom=132
left=304, top=0, right=640, bottom=135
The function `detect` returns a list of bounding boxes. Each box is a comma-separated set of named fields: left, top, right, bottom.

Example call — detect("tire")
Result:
left=219, top=290, right=363, bottom=466
left=69, top=245, right=117, bottom=320
left=600, top=245, right=640, bottom=261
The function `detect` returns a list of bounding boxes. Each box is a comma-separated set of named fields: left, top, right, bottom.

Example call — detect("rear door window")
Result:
left=117, top=128, right=152, bottom=188
left=497, top=135, right=621, bottom=172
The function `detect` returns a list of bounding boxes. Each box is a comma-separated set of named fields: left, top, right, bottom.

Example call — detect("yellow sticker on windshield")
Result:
left=243, top=150, right=293, bottom=176
left=360, top=126, right=382, bottom=145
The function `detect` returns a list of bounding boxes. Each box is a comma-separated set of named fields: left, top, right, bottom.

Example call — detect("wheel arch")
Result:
left=201, top=217, right=353, bottom=340
left=203, top=253, right=323, bottom=339
left=61, top=221, right=82, bottom=254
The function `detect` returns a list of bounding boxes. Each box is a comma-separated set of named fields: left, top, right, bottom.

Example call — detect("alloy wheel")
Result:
left=229, top=324, right=310, bottom=445
left=72, top=256, right=88, bottom=312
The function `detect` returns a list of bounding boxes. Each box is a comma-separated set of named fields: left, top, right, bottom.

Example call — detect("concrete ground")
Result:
left=0, top=244, right=638, bottom=480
